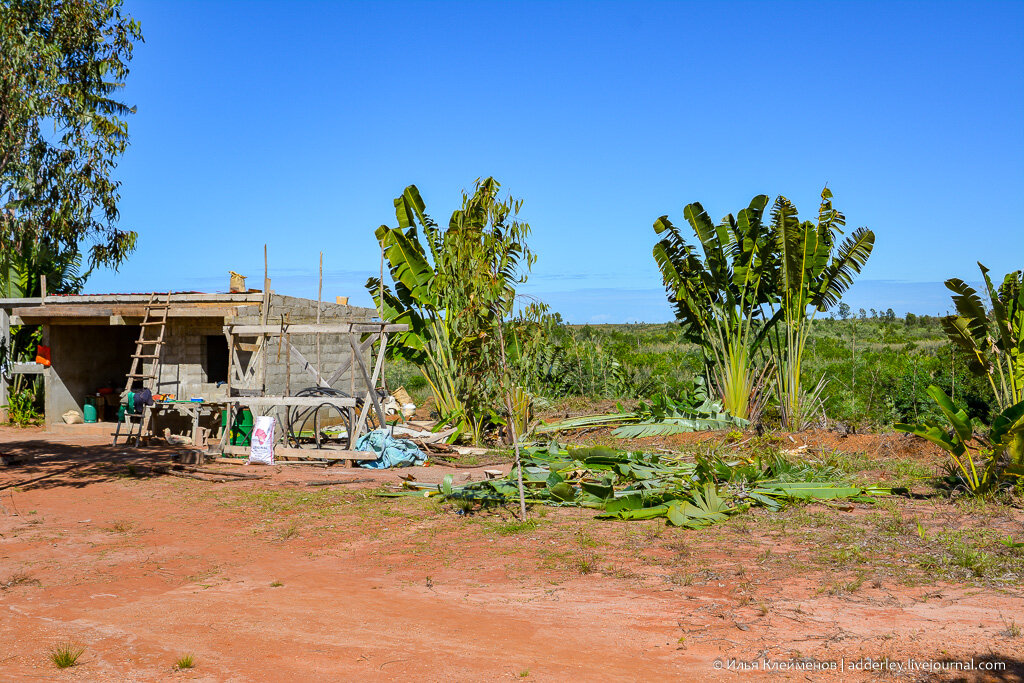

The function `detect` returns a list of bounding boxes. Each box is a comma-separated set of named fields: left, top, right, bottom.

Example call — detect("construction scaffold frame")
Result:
left=219, top=316, right=408, bottom=463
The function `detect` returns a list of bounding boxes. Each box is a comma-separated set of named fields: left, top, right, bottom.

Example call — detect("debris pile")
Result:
left=395, top=444, right=889, bottom=528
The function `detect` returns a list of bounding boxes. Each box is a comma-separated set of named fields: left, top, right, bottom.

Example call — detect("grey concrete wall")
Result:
left=41, top=296, right=381, bottom=428
left=44, top=324, right=140, bottom=425
left=231, top=295, right=378, bottom=397
left=154, top=318, right=233, bottom=400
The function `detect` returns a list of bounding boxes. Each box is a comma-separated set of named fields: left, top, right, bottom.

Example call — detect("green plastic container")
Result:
left=221, top=408, right=254, bottom=446
left=83, top=397, right=98, bottom=423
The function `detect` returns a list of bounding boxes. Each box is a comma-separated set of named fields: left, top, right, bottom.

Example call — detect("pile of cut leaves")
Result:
left=536, top=380, right=748, bottom=438
left=394, top=443, right=890, bottom=528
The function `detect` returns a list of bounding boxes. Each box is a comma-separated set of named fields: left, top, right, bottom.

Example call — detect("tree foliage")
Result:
left=0, top=0, right=142, bottom=270
left=651, top=195, right=775, bottom=420
left=368, top=178, right=544, bottom=442
left=651, top=187, right=874, bottom=427
left=765, top=188, right=875, bottom=429
left=939, top=264, right=1023, bottom=410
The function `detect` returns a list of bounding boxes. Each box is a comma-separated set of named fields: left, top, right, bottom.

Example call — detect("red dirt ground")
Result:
left=1, top=426, right=1022, bottom=681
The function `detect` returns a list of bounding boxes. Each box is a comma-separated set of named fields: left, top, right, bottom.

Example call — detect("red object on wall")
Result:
left=34, top=345, right=51, bottom=367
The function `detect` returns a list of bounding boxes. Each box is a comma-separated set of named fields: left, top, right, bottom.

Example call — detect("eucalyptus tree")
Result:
left=765, top=188, right=874, bottom=429
left=1, top=0, right=142, bottom=271
left=652, top=195, right=776, bottom=420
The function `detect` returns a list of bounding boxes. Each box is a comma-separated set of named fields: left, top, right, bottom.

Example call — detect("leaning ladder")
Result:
left=113, top=292, right=170, bottom=446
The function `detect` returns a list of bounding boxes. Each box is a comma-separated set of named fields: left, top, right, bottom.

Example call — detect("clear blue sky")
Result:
left=90, top=0, right=1024, bottom=322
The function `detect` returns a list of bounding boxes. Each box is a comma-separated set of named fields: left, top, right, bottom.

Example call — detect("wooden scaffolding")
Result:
left=218, top=317, right=408, bottom=463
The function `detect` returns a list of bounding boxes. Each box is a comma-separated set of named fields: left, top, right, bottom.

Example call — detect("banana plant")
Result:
left=895, top=385, right=1024, bottom=493
left=765, top=188, right=874, bottom=430
left=366, top=186, right=469, bottom=437
left=940, top=264, right=1023, bottom=411
left=367, top=179, right=539, bottom=444
left=652, top=195, right=776, bottom=420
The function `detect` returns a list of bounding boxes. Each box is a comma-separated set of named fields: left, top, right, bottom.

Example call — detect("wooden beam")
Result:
left=326, top=336, right=375, bottom=386
left=0, top=308, right=8, bottom=422
left=225, top=396, right=357, bottom=408
left=221, top=445, right=376, bottom=461
left=288, top=342, right=329, bottom=387
left=224, top=323, right=408, bottom=336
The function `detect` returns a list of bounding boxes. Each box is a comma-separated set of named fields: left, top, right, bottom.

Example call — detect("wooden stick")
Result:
left=304, top=478, right=374, bottom=487
left=316, top=251, right=322, bottom=395
left=179, top=466, right=267, bottom=480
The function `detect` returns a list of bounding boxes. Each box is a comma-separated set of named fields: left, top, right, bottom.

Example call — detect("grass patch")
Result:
left=230, top=489, right=356, bottom=516
left=270, top=580, right=284, bottom=587
left=103, top=519, right=136, bottom=534
left=490, top=519, right=540, bottom=535
left=176, top=653, right=195, bottom=670
left=49, top=642, right=84, bottom=669
left=575, top=551, right=598, bottom=574
left=2, top=570, right=41, bottom=590
left=277, top=522, right=301, bottom=540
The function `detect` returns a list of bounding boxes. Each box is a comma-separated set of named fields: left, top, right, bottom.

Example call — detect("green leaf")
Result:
left=754, top=482, right=865, bottom=500
left=549, top=482, right=576, bottom=502
left=925, top=385, right=974, bottom=443
left=894, top=421, right=966, bottom=457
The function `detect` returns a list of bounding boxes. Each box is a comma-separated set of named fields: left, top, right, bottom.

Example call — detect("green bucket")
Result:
left=221, top=408, right=254, bottom=446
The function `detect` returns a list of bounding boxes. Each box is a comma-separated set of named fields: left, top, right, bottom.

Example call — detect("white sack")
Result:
left=247, top=415, right=276, bottom=465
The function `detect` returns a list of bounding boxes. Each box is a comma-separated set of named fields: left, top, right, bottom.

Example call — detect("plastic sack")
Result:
left=247, top=415, right=276, bottom=465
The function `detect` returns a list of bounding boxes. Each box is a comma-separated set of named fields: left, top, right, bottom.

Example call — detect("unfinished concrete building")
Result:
left=0, top=291, right=380, bottom=446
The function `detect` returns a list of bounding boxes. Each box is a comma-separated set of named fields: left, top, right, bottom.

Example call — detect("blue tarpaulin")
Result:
left=356, top=429, right=427, bottom=469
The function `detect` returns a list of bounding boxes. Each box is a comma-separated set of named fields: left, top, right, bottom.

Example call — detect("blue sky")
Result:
left=90, top=0, right=1024, bottom=322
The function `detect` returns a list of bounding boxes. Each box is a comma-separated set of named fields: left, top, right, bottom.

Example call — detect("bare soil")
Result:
left=1, top=425, right=1022, bottom=681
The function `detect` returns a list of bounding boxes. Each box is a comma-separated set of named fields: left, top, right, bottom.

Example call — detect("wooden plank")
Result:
left=225, top=323, right=408, bottom=336
left=326, top=336, right=374, bottom=386
left=351, top=331, right=388, bottom=429
left=288, top=342, right=329, bottom=387
left=225, top=396, right=357, bottom=408
left=221, top=445, right=376, bottom=461
left=0, top=308, right=8, bottom=422
left=15, top=304, right=241, bottom=320
left=39, top=293, right=263, bottom=304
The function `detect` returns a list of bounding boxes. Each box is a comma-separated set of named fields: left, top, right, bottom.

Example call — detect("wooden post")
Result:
left=218, top=330, right=234, bottom=452
left=316, top=251, right=322, bottom=392
left=1, top=308, right=9, bottom=423
left=259, top=245, right=271, bottom=399
left=40, top=275, right=47, bottom=301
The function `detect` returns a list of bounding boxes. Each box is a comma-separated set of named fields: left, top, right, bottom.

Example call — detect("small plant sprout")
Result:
left=49, top=642, right=84, bottom=669
left=176, top=653, right=195, bottom=670
left=270, top=580, right=283, bottom=587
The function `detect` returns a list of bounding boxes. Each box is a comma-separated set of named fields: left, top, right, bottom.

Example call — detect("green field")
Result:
left=388, top=313, right=995, bottom=430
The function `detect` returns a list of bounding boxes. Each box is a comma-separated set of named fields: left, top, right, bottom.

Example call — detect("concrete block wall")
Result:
left=155, top=318, right=230, bottom=400
left=41, top=295, right=380, bottom=428
left=231, top=295, right=379, bottom=397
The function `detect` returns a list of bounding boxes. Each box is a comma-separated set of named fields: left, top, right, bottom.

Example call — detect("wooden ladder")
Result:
left=113, top=292, right=170, bottom=446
